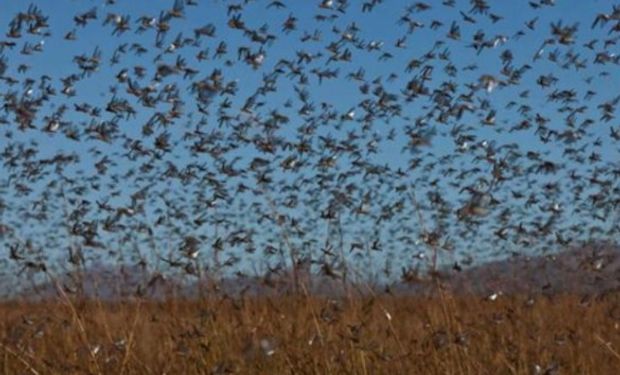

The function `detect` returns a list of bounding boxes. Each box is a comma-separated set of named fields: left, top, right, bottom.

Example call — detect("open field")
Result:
left=1, top=291, right=620, bottom=374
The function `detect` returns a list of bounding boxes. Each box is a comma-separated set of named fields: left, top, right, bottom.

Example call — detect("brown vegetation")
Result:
left=1, top=291, right=620, bottom=374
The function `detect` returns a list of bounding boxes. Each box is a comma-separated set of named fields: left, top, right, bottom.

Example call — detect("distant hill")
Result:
left=11, top=242, right=620, bottom=300
left=433, top=242, right=620, bottom=296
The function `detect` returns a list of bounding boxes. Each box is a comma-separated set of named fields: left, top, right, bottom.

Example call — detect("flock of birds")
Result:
left=0, top=0, right=619, bottom=293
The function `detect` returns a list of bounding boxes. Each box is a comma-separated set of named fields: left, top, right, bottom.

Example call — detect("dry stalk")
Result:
left=46, top=270, right=103, bottom=375
left=119, top=300, right=143, bottom=375
left=0, top=342, right=41, bottom=375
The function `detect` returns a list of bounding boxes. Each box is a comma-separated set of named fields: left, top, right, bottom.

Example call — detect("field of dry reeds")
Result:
left=1, top=290, right=620, bottom=374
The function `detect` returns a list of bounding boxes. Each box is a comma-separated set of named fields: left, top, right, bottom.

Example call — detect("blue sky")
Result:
left=0, top=0, right=619, bottom=284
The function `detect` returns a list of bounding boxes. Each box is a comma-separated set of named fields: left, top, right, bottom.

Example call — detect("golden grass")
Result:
left=1, top=291, right=620, bottom=374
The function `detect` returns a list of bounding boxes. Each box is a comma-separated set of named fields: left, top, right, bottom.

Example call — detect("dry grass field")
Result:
left=1, top=290, right=620, bottom=374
